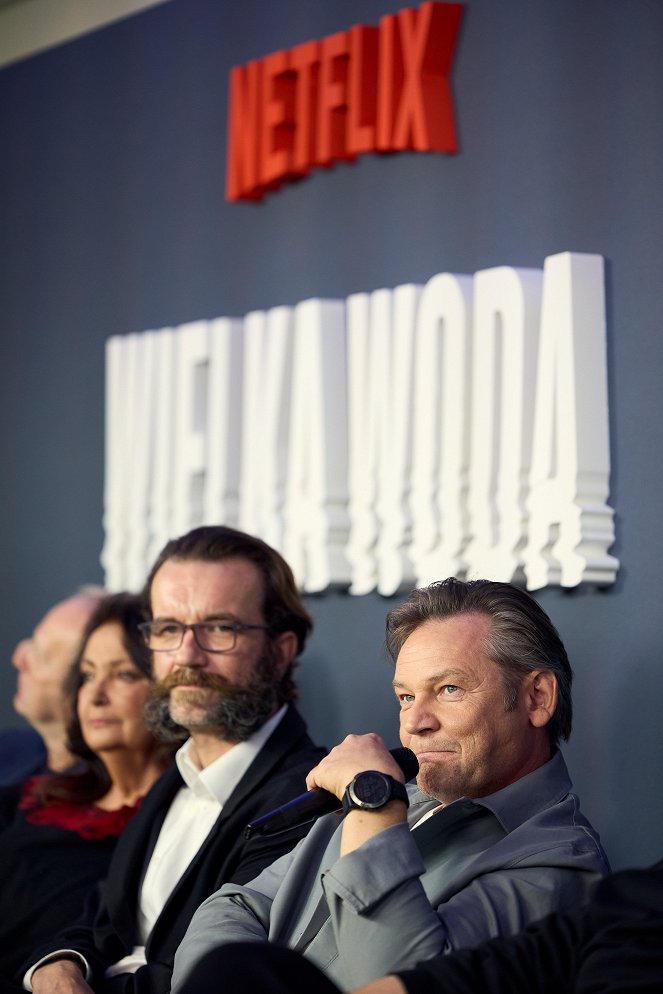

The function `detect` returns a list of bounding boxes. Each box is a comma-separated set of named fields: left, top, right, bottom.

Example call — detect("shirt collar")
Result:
left=175, top=704, right=288, bottom=805
left=463, top=749, right=572, bottom=833
left=409, top=749, right=572, bottom=834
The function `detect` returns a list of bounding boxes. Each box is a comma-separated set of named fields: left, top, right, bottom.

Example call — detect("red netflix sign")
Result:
left=225, top=1, right=464, bottom=202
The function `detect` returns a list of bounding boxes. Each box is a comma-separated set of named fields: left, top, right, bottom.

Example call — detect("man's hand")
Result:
left=353, top=977, right=408, bottom=994
left=31, top=958, right=94, bottom=994
left=306, top=733, right=409, bottom=857
left=305, top=733, right=405, bottom=798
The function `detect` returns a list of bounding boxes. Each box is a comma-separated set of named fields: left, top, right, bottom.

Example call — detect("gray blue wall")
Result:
left=1, top=0, right=662, bottom=869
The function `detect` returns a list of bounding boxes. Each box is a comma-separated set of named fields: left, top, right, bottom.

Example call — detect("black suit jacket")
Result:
left=29, top=705, right=325, bottom=994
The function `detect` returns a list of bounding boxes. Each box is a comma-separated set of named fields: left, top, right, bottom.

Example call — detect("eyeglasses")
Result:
left=138, top=619, right=271, bottom=653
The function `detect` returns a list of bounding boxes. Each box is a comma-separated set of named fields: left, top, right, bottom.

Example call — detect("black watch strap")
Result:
left=341, top=770, right=409, bottom=814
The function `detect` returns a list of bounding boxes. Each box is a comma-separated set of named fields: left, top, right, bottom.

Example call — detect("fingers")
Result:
left=305, top=733, right=403, bottom=797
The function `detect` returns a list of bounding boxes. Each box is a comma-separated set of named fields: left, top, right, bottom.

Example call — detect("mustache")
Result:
left=151, top=667, right=235, bottom=697
left=143, top=656, right=282, bottom=745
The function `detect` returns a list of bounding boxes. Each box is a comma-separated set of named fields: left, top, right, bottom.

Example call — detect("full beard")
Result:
left=143, top=651, right=282, bottom=744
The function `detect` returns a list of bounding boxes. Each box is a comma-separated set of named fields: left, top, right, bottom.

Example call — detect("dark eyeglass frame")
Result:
left=137, top=619, right=271, bottom=653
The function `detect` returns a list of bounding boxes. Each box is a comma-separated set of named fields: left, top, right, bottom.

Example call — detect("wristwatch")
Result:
left=341, top=770, right=409, bottom=814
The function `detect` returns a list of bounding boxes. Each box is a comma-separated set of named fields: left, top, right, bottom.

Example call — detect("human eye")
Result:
left=440, top=684, right=461, bottom=697
left=118, top=668, right=143, bottom=683
left=152, top=621, right=182, bottom=637
left=202, top=620, right=235, bottom=635
left=80, top=669, right=95, bottom=683
left=396, top=692, right=415, bottom=707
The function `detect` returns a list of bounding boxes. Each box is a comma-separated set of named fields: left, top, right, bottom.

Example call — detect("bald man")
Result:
left=3, top=588, right=105, bottom=782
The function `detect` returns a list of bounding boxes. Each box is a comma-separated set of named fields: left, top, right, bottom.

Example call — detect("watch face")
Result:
left=352, top=771, right=389, bottom=807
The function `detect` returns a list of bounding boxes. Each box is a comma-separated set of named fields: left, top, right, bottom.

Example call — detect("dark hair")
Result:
left=385, top=577, right=573, bottom=746
left=36, top=592, right=174, bottom=806
left=144, top=523, right=313, bottom=659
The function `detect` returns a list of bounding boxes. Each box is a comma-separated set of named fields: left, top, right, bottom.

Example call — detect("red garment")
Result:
left=19, top=775, right=140, bottom=839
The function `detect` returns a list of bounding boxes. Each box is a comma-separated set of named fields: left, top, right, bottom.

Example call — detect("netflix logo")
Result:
left=225, top=1, right=464, bottom=201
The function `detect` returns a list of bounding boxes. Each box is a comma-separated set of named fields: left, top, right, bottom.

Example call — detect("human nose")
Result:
left=12, top=639, right=29, bottom=671
left=87, top=675, right=111, bottom=704
left=171, top=627, right=208, bottom=668
left=400, top=696, right=441, bottom=737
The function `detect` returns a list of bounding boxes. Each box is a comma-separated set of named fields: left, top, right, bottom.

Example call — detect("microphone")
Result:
left=245, top=746, right=419, bottom=838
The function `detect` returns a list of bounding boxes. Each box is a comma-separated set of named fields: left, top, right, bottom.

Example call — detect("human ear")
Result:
left=525, top=670, right=558, bottom=728
left=271, top=630, right=298, bottom=674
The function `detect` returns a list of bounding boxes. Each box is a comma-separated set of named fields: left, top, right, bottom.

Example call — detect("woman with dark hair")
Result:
left=0, top=592, right=176, bottom=985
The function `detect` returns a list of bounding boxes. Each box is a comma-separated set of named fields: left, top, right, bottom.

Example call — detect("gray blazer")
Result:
left=171, top=751, right=609, bottom=993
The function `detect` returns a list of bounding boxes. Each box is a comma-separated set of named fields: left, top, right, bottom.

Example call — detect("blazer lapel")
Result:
left=106, top=764, right=185, bottom=940
left=219, top=706, right=309, bottom=820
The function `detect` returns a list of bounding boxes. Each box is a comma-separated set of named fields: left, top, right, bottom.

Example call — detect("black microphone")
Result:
left=245, top=746, right=419, bottom=838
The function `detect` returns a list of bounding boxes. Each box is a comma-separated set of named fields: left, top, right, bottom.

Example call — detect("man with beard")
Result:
left=170, top=578, right=609, bottom=994
left=25, top=525, right=325, bottom=994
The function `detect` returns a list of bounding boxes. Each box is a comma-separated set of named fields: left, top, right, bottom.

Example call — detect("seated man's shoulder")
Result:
left=0, top=727, right=46, bottom=786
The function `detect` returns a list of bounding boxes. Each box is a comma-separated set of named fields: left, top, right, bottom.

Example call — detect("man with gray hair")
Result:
left=2, top=587, right=105, bottom=784
left=171, top=577, right=609, bottom=994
